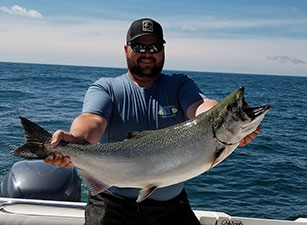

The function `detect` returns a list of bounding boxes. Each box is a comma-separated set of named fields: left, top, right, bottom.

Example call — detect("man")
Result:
left=45, top=18, right=260, bottom=225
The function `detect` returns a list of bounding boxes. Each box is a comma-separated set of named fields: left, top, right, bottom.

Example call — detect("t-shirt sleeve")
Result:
left=82, top=79, right=113, bottom=121
left=177, top=74, right=206, bottom=113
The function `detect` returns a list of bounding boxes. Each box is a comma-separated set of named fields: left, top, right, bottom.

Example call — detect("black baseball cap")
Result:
left=126, top=18, right=166, bottom=44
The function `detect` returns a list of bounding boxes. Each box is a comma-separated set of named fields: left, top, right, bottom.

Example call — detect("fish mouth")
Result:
left=242, top=98, right=272, bottom=120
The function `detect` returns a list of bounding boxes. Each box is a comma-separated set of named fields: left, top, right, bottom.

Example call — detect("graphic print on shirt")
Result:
left=158, top=105, right=178, bottom=118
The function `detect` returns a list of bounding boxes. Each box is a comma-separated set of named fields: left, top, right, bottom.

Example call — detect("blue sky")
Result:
left=1, top=0, right=307, bottom=76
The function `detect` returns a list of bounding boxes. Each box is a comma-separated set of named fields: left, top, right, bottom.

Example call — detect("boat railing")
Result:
left=0, top=197, right=86, bottom=225
left=0, top=199, right=86, bottom=211
left=0, top=198, right=86, bottom=218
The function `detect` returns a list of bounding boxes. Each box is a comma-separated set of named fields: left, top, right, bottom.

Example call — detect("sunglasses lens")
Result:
left=149, top=43, right=163, bottom=53
left=129, top=43, right=163, bottom=54
left=132, top=44, right=146, bottom=53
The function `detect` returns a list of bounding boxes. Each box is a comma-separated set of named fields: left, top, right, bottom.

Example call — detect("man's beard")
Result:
left=127, top=55, right=164, bottom=78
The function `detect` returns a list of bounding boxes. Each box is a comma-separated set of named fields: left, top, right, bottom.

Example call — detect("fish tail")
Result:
left=11, top=117, right=52, bottom=159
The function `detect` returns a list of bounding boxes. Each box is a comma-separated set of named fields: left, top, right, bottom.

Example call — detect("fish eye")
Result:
left=232, top=107, right=237, bottom=112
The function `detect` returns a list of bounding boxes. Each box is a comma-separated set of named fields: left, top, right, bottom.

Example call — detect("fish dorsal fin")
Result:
left=78, top=170, right=110, bottom=195
left=137, top=185, right=158, bottom=203
left=126, top=130, right=153, bottom=140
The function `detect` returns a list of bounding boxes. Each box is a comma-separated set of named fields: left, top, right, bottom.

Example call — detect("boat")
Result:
left=1, top=161, right=306, bottom=225
left=1, top=197, right=307, bottom=225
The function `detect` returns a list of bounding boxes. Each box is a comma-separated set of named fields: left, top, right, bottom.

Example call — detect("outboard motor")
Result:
left=1, top=160, right=81, bottom=202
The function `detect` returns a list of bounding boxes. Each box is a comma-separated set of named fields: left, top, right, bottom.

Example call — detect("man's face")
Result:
left=125, top=35, right=165, bottom=79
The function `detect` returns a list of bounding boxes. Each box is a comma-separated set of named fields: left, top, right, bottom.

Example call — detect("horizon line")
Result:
left=1, top=60, right=306, bottom=78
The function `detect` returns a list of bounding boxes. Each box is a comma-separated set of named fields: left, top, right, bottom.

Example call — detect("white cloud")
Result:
left=0, top=5, right=42, bottom=19
left=267, top=56, right=307, bottom=65
left=181, top=24, right=197, bottom=31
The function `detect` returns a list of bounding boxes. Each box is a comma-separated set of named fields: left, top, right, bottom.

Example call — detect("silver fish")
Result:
left=12, top=87, right=272, bottom=202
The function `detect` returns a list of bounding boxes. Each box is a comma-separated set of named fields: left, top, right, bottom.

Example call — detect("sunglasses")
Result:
left=127, top=42, right=164, bottom=54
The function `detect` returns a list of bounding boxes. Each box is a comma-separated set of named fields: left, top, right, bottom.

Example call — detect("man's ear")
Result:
left=124, top=45, right=128, bottom=57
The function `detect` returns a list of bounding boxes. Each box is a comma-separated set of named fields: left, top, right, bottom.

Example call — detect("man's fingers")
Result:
left=248, top=132, right=258, bottom=139
left=240, top=126, right=262, bottom=147
left=245, top=136, right=253, bottom=144
left=44, top=154, right=54, bottom=164
left=45, top=153, right=72, bottom=167
left=255, top=125, right=261, bottom=133
left=51, top=130, right=65, bottom=146
left=51, top=130, right=78, bottom=146
left=239, top=139, right=246, bottom=147
left=44, top=153, right=72, bottom=168
left=59, top=156, right=72, bottom=168
left=52, top=153, right=63, bottom=166
left=240, top=136, right=252, bottom=146
left=247, top=126, right=261, bottom=139
left=65, top=162, right=73, bottom=168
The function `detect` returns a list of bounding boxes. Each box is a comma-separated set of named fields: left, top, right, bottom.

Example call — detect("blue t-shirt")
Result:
left=82, top=72, right=205, bottom=201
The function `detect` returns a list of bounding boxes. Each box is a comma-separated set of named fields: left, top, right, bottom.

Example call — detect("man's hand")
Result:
left=44, top=153, right=73, bottom=168
left=239, top=126, right=261, bottom=147
left=44, top=113, right=107, bottom=168
left=44, top=130, right=75, bottom=168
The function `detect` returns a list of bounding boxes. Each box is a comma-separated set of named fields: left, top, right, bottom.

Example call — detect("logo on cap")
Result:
left=142, top=20, right=153, bottom=32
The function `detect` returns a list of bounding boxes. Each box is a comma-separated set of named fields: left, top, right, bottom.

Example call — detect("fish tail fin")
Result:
left=11, top=117, right=52, bottom=159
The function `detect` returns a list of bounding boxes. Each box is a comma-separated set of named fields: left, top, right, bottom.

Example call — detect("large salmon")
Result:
left=12, top=87, right=272, bottom=202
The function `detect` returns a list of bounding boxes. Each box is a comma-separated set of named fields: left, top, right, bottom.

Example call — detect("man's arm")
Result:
left=186, top=98, right=260, bottom=147
left=44, top=113, right=107, bottom=168
left=186, top=98, right=218, bottom=119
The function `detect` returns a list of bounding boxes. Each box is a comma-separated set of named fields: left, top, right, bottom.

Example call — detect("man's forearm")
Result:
left=186, top=98, right=218, bottom=119
left=69, top=113, right=107, bottom=144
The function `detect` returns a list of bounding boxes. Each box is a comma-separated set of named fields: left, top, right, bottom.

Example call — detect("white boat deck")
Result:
left=0, top=197, right=306, bottom=225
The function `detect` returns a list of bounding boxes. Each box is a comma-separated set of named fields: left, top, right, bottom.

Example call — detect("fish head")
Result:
left=211, top=87, right=272, bottom=146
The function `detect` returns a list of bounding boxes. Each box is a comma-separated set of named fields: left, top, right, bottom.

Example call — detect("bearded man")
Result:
left=45, top=18, right=259, bottom=225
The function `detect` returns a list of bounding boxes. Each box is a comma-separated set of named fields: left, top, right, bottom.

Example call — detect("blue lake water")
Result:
left=0, top=62, right=307, bottom=220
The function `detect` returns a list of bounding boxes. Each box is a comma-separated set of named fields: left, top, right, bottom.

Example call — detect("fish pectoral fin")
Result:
left=137, top=185, right=158, bottom=203
left=211, top=146, right=238, bottom=169
left=210, top=147, right=227, bottom=169
left=79, top=170, right=110, bottom=195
